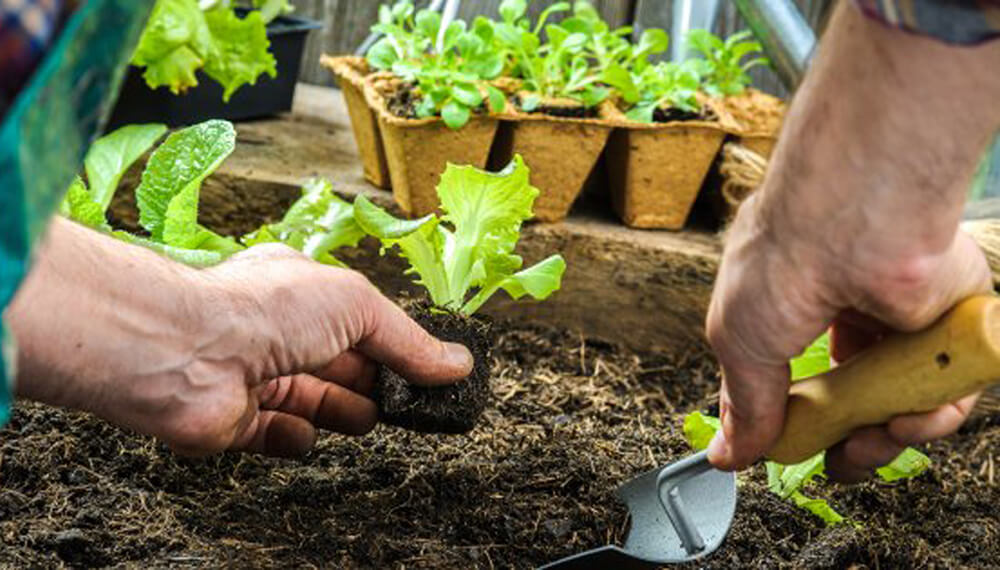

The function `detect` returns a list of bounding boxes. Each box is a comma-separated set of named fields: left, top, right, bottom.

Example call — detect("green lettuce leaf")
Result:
left=877, top=447, right=931, bottom=482
left=132, top=0, right=215, bottom=94
left=790, top=332, right=831, bottom=380
left=683, top=411, right=720, bottom=451
left=354, top=195, right=450, bottom=305
left=114, top=231, right=227, bottom=267
left=85, top=124, right=168, bottom=212
left=789, top=491, right=845, bottom=525
left=202, top=8, right=277, bottom=102
left=133, top=0, right=277, bottom=101
left=135, top=120, right=236, bottom=240
left=62, top=177, right=111, bottom=231
left=244, top=179, right=365, bottom=267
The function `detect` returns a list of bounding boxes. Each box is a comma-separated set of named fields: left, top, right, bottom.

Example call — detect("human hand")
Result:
left=9, top=219, right=472, bottom=457
left=706, top=194, right=990, bottom=479
left=704, top=2, right=1000, bottom=479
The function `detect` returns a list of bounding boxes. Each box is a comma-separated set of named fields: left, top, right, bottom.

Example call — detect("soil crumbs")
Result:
left=2, top=322, right=1000, bottom=568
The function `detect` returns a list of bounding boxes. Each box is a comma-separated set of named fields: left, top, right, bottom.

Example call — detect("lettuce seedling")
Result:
left=354, top=155, right=566, bottom=315
left=683, top=332, right=931, bottom=526
left=242, top=178, right=365, bottom=267
left=602, top=59, right=702, bottom=123
left=367, top=2, right=506, bottom=129
left=132, top=0, right=279, bottom=101
left=685, top=29, right=768, bottom=97
left=488, top=1, right=611, bottom=110
left=62, top=121, right=362, bottom=268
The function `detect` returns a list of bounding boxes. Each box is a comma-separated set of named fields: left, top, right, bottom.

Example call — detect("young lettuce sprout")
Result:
left=367, top=1, right=506, bottom=129
left=685, top=29, right=768, bottom=97
left=602, top=59, right=703, bottom=123
left=683, top=333, right=931, bottom=526
left=354, top=155, right=567, bottom=315
left=62, top=121, right=363, bottom=267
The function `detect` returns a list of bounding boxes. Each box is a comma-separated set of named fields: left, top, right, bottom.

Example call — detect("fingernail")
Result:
left=444, top=342, right=474, bottom=373
left=707, top=430, right=728, bottom=464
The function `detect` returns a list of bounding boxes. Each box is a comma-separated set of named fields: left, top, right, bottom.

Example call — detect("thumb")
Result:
left=351, top=285, right=474, bottom=386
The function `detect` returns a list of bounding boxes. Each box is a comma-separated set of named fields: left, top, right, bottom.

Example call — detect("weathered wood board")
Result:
left=216, top=85, right=723, bottom=355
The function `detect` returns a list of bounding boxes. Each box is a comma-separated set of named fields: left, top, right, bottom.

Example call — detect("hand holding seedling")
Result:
left=705, top=3, right=1000, bottom=480
left=7, top=219, right=472, bottom=457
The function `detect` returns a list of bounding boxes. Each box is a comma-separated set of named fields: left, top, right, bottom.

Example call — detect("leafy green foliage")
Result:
left=681, top=332, right=932, bottom=526
left=877, top=447, right=931, bottom=481
left=683, top=411, right=720, bottom=452
left=132, top=0, right=278, bottom=102
left=790, top=332, right=830, bottom=380
left=242, top=178, right=365, bottom=267
left=686, top=30, right=767, bottom=97
left=62, top=121, right=362, bottom=268
left=354, top=155, right=567, bottom=315
left=603, top=59, right=702, bottom=123
left=367, top=2, right=506, bottom=129
left=489, top=1, right=611, bottom=108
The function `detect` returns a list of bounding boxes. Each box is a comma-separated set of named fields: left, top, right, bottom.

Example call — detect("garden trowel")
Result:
left=542, top=294, right=1000, bottom=568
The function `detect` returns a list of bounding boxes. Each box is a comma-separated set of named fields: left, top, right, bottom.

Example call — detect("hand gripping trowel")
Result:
left=543, top=295, right=1000, bottom=568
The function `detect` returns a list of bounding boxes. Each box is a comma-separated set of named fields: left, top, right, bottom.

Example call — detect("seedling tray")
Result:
left=106, top=11, right=321, bottom=129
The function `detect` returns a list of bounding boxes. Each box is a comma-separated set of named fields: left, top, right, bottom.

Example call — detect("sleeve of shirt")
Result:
left=854, top=0, right=1000, bottom=44
left=0, top=0, right=152, bottom=427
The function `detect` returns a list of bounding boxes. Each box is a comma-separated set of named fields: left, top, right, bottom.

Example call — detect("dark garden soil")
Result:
left=3, top=319, right=1000, bottom=568
left=513, top=95, right=598, bottom=119
left=378, top=302, right=494, bottom=434
left=653, top=106, right=716, bottom=124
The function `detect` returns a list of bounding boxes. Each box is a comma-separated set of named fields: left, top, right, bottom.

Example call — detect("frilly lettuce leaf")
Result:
left=61, top=177, right=111, bottom=231
left=355, top=155, right=566, bottom=314
left=133, top=0, right=277, bottom=101
left=243, top=179, right=365, bottom=267
left=202, top=7, right=277, bottom=101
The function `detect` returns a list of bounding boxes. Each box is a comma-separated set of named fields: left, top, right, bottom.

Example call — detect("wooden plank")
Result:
left=209, top=84, right=722, bottom=355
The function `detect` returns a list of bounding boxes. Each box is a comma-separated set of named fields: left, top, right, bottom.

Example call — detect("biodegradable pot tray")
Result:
left=107, top=11, right=320, bottom=129
left=322, top=55, right=390, bottom=189
left=489, top=99, right=613, bottom=223
left=605, top=103, right=732, bottom=230
left=367, top=82, right=499, bottom=217
left=717, top=89, right=786, bottom=159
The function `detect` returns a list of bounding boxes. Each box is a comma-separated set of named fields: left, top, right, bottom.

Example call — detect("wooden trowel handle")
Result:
left=768, top=295, right=1000, bottom=465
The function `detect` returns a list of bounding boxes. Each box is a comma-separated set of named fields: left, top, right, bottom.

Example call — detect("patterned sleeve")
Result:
left=854, top=0, right=1000, bottom=44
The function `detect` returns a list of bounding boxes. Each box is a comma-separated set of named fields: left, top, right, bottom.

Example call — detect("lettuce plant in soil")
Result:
left=685, top=29, right=768, bottom=98
left=61, top=120, right=364, bottom=267
left=367, top=1, right=506, bottom=129
left=490, top=0, right=608, bottom=114
left=683, top=333, right=932, bottom=525
left=132, top=0, right=293, bottom=102
left=354, top=155, right=567, bottom=433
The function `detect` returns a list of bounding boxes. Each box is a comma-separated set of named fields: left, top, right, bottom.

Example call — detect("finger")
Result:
left=311, top=350, right=377, bottom=396
left=353, top=287, right=473, bottom=386
left=232, top=410, right=317, bottom=458
left=259, top=374, right=378, bottom=435
left=888, top=393, right=979, bottom=444
left=708, top=358, right=791, bottom=470
left=830, top=310, right=891, bottom=363
left=825, top=426, right=905, bottom=483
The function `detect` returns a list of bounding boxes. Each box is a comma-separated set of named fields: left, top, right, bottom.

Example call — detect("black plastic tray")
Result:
left=106, top=11, right=321, bottom=129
